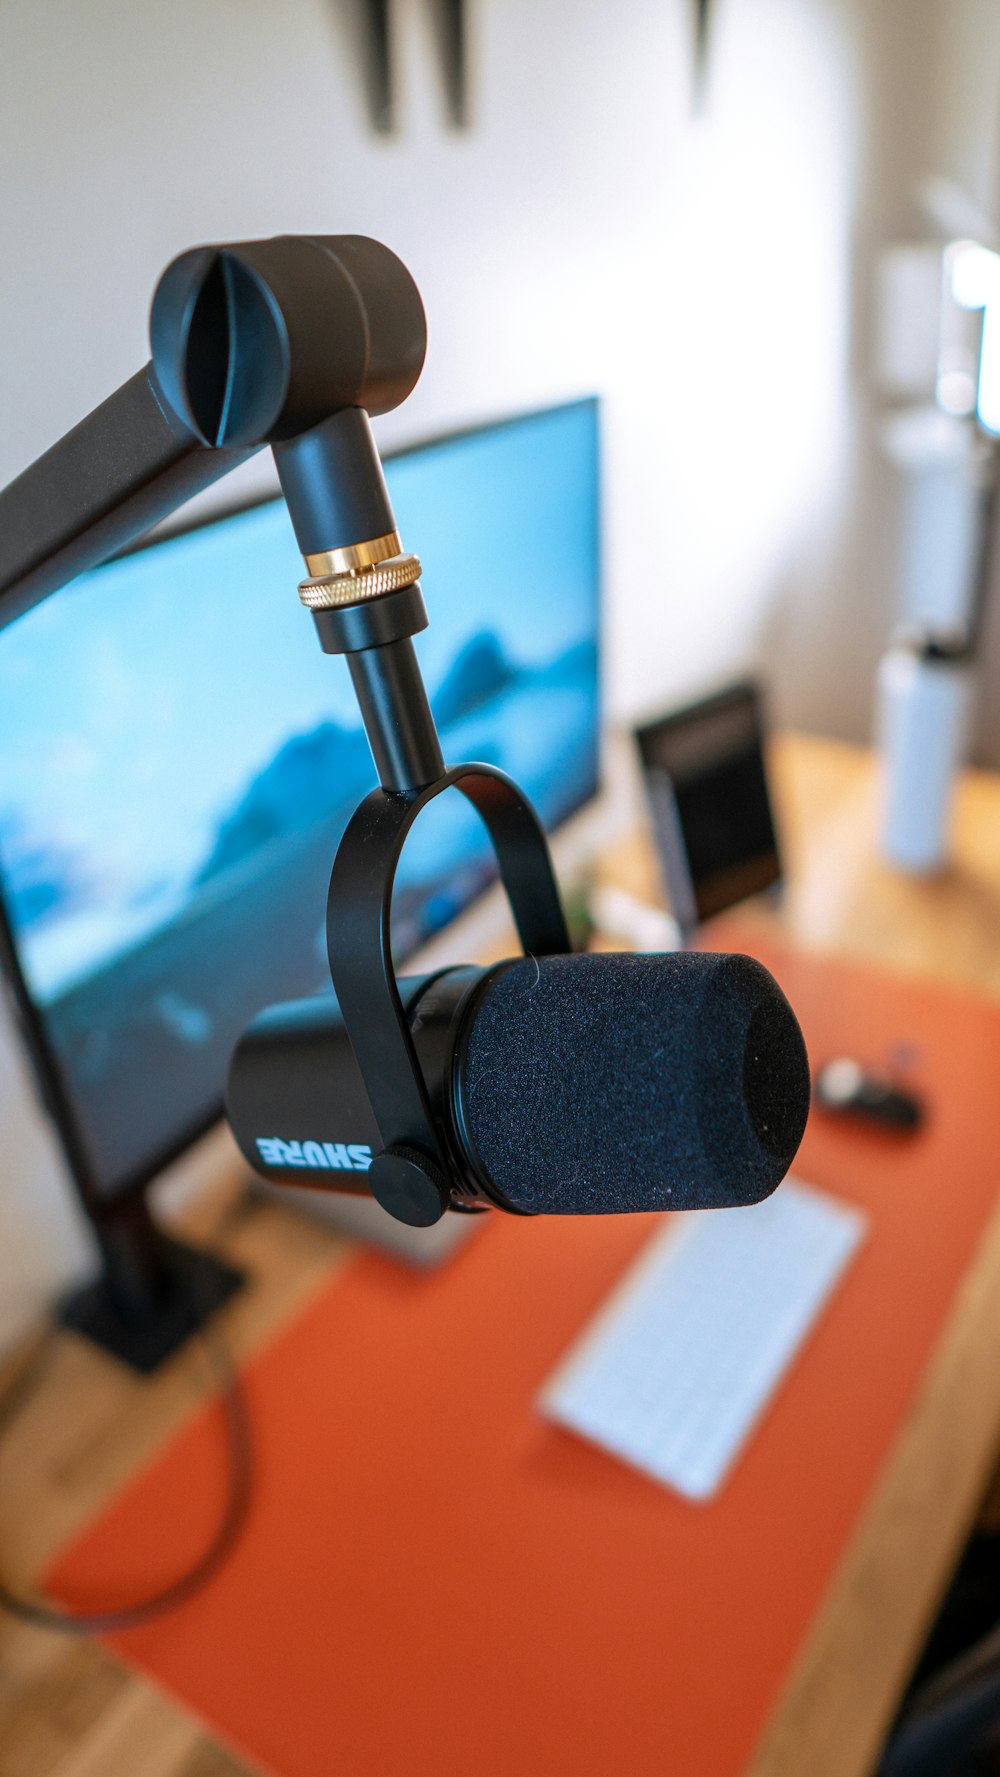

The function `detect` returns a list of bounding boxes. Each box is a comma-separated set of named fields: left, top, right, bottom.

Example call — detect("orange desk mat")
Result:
left=46, top=931, right=1000, bottom=1776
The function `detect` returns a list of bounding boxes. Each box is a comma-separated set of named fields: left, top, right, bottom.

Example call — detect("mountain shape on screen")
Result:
left=431, top=631, right=519, bottom=730
left=196, top=720, right=372, bottom=883
left=195, top=630, right=537, bottom=885
left=0, top=811, right=93, bottom=934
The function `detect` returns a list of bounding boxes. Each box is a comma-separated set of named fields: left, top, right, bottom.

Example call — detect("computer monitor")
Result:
left=0, top=398, right=601, bottom=1357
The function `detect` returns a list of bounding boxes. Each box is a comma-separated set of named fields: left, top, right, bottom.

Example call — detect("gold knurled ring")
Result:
left=297, top=553, right=423, bottom=610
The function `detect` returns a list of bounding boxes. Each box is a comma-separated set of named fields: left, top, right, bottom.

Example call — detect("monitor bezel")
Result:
left=0, top=396, right=602, bottom=1214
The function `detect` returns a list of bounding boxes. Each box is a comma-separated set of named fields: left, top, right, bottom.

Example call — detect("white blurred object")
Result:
left=949, top=240, right=1000, bottom=434
left=588, top=883, right=681, bottom=953
left=872, top=234, right=998, bottom=420
left=877, top=639, right=974, bottom=873
left=874, top=246, right=945, bottom=399
left=938, top=241, right=988, bottom=419
left=872, top=214, right=997, bottom=863
left=918, top=178, right=1000, bottom=254
left=880, top=404, right=975, bottom=468
left=880, top=408, right=988, bottom=637
left=905, top=461, right=988, bottom=637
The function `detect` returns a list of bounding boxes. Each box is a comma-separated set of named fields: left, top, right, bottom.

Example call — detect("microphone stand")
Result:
left=0, top=235, right=571, bottom=1359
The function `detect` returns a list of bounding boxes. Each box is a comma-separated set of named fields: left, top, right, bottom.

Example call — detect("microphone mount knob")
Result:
left=368, top=1144, right=453, bottom=1227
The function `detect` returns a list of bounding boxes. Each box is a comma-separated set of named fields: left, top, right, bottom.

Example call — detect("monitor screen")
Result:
left=0, top=399, right=600, bottom=1199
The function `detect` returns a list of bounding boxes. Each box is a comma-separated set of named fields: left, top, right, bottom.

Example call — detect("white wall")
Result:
left=0, top=0, right=856, bottom=712
left=0, top=0, right=991, bottom=1342
left=765, top=0, right=1000, bottom=744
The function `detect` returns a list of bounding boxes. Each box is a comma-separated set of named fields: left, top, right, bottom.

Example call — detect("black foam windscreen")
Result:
left=454, top=951, right=810, bottom=1215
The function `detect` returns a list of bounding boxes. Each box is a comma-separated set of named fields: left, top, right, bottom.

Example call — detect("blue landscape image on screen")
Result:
left=0, top=401, right=600, bottom=1191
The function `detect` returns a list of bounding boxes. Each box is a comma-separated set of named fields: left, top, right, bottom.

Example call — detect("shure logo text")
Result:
left=256, top=1138, right=373, bottom=1172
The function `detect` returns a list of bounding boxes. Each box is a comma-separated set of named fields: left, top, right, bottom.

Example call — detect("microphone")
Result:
left=226, top=948, right=810, bottom=1221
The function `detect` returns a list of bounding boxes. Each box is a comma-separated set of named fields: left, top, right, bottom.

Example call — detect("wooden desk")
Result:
left=598, top=732, right=1000, bottom=998
left=3, top=732, right=1000, bottom=1777
left=597, top=733, right=1000, bottom=1777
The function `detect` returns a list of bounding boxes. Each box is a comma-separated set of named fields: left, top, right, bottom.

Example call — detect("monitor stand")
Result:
left=58, top=1196, right=244, bottom=1374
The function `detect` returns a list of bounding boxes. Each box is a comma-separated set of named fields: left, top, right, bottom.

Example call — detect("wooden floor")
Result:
left=0, top=1171, right=350, bottom=1777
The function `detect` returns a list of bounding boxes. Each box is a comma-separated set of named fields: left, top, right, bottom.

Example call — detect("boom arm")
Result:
left=0, top=233, right=427, bottom=626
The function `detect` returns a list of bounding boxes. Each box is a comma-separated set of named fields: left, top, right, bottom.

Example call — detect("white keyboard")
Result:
left=540, top=1179, right=866, bottom=1501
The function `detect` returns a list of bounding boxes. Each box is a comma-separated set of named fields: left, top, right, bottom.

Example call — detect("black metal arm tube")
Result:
left=347, top=640, right=445, bottom=792
left=274, top=408, right=397, bottom=557
left=0, top=368, right=253, bottom=627
left=0, top=233, right=427, bottom=630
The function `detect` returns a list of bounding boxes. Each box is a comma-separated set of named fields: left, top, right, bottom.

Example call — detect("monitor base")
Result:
left=59, top=1236, right=245, bottom=1374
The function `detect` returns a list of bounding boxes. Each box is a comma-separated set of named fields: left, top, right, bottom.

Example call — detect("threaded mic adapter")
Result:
left=298, top=542, right=423, bottom=610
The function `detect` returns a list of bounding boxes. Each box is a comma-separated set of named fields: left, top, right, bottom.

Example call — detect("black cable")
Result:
left=0, top=1306, right=253, bottom=1635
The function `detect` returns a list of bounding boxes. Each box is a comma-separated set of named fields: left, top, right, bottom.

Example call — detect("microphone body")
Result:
left=226, top=950, right=810, bottom=1217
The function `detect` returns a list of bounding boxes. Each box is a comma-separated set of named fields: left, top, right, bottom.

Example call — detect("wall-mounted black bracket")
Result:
left=693, top=0, right=714, bottom=107
left=350, top=0, right=468, bottom=133
left=356, top=0, right=392, bottom=131
left=429, top=0, right=468, bottom=128
left=326, top=763, right=571, bottom=1225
